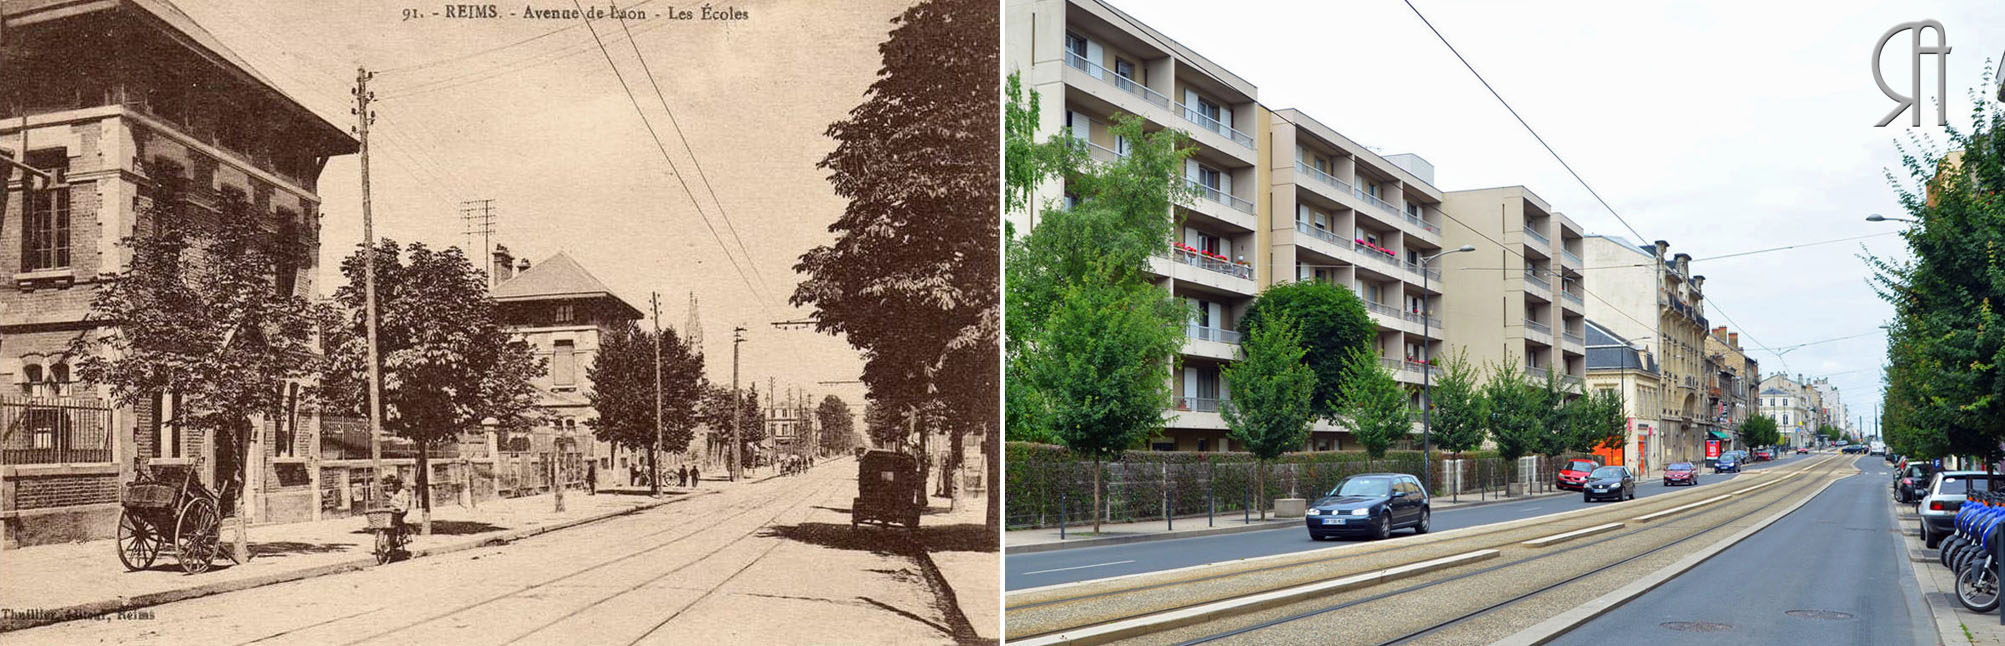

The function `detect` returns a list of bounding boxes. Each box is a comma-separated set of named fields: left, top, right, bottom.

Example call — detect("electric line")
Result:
left=376, top=3, right=675, bottom=101
left=570, top=0, right=769, bottom=314
left=1452, top=231, right=1905, bottom=271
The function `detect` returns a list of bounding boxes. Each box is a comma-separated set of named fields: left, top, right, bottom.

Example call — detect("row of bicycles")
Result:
left=1938, top=490, right=2005, bottom=612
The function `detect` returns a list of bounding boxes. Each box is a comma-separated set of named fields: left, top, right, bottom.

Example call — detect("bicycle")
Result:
left=364, top=508, right=409, bottom=564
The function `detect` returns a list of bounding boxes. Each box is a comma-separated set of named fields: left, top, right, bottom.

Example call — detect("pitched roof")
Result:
left=492, top=252, right=642, bottom=316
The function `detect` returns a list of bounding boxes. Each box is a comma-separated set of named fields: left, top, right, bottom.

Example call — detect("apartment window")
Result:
left=1063, top=193, right=1080, bottom=210
left=552, top=340, right=577, bottom=386
left=554, top=303, right=576, bottom=324
left=1197, top=165, right=1221, bottom=190
left=1363, top=181, right=1381, bottom=199
left=1195, top=97, right=1222, bottom=124
left=1065, top=32, right=1087, bottom=59
left=1365, top=282, right=1384, bottom=304
left=21, top=149, right=72, bottom=272
left=1113, top=59, right=1136, bottom=81
left=1599, top=388, right=1616, bottom=398
left=1065, top=110, right=1090, bottom=143
left=1193, top=231, right=1221, bottom=255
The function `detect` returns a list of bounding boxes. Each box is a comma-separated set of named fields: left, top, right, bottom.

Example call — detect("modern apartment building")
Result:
left=1267, top=109, right=1450, bottom=449
left=0, top=0, right=356, bottom=545
left=1009, top=0, right=1266, bottom=452
left=1583, top=321, right=1662, bottom=474
left=1581, top=236, right=1714, bottom=463
left=1437, top=186, right=1588, bottom=390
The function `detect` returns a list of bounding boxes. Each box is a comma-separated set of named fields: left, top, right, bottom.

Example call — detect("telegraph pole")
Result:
left=731, top=327, right=746, bottom=481
left=354, top=67, right=386, bottom=507
left=650, top=292, right=664, bottom=496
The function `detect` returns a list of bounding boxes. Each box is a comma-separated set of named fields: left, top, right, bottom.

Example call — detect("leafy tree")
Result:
left=1482, top=359, right=1542, bottom=464
left=816, top=395, right=858, bottom=455
left=1340, top=348, right=1412, bottom=461
left=1564, top=388, right=1628, bottom=454
left=1427, top=350, right=1489, bottom=461
left=322, top=240, right=544, bottom=535
left=585, top=323, right=704, bottom=494
left=1221, top=314, right=1316, bottom=518
left=1238, top=281, right=1378, bottom=423
left=738, top=386, right=767, bottom=470
left=1529, top=370, right=1574, bottom=461
left=75, top=180, right=319, bottom=563
left=794, top=0, right=999, bottom=523
left=1819, top=424, right=1845, bottom=445
left=1740, top=415, right=1782, bottom=449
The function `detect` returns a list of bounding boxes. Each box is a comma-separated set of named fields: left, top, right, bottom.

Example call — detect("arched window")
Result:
left=20, top=364, right=42, bottom=395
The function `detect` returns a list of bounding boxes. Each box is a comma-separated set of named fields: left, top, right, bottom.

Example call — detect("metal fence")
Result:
left=1006, top=454, right=1591, bottom=530
left=0, top=396, right=114, bottom=465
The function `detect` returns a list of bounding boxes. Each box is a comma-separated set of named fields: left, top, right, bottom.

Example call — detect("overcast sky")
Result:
left=1105, top=0, right=2005, bottom=432
left=168, top=0, right=916, bottom=408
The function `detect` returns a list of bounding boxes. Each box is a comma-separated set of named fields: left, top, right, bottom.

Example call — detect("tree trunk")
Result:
left=417, top=438, right=432, bottom=536
left=945, top=425, right=964, bottom=500
left=648, top=439, right=661, bottom=496
left=986, top=422, right=1000, bottom=531
left=232, top=419, right=251, bottom=563
left=1092, top=458, right=1102, bottom=534
left=1257, top=460, right=1267, bottom=521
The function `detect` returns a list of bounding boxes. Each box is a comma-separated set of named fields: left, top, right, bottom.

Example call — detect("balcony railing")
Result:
left=1403, top=309, right=1442, bottom=329
left=1083, top=140, right=1128, bottom=164
left=1561, top=248, right=1583, bottom=266
left=1186, top=325, right=1243, bottom=344
left=1561, top=289, right=1584, bottom=307
left=1352, top=241, right=1400, bottom=267
left=1561, top=374, right=1586, bottom=388
left=1366, top=301, right=1405, bottom=319
left=1523, top=225, right=1550, bottom=246
left=1295, top=161, right=1354, bottom=195
left=1175, top=396, right=1227, bottom=413
left=1564, top=331, right=1586, bottom=346
left=1405, top=261, right=1442, bottom=282
left=1173, top=247, right=1254, bottom=280
left=1354, top=187, right=1398, bottom=215
left=1295, top=220, right=1345, bottom=247
left=1525, top=366, right=1550, bottom=380
left=1404, top=210, right=1441, bottom=235
left=1063, top=51, right=1171, bottom=110
left=1186, top=180, right=1255, bottom=214
left=1525, top=318, right=1552, bottom=336
left=1176, top=103, right=1256, bottom=149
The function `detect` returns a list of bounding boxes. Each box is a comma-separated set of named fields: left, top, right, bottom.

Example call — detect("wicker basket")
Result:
left=124, top=483, right=176, bottom=509
left=364, top=509, right=395, bottom=530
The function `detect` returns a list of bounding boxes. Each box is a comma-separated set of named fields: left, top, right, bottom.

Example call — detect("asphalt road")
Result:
left=11, top=458, right=980, bottom=646
left=1550, top=455, right=1934, bottom=646
left=1006, top=452, right=1819, bottom=591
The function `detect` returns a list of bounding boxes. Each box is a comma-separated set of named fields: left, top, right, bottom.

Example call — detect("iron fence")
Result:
left=0, top=396, right=113, bottom=465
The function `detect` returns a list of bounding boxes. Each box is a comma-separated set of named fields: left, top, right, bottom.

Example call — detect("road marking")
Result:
left=1524, top=507, right=1542, bottom=512
left=1023, top=560, right=1137, bottom=576
left=1521, top=522, right=1625, bottom=548
left=1632, top=495, right=1730, bottom=522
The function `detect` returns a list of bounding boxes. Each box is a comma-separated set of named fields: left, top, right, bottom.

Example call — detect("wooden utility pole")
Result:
left=354, top=67, right=387, bottom=513
left=651, top=292, right=664, bottom=496
left=731, top=327, right=745, bottom=481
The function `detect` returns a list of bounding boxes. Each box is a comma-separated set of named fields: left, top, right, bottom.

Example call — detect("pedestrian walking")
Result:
left=678, top=464, right=688, bottom=488
left=691, top=465, right=700, bottom=487
left=586, top=462, right=597, bottom=495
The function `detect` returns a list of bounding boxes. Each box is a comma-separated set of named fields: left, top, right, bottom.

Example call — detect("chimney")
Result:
left=517, top=258, right=532, bottom=273
left=1674, top=253, right=1692, bottom=277
left=491, top=244, right=515, bottom=286
left=1692, top=274, right=1704, bottom=290
left=1729, top=332, right=1739, bottom=347
left=1653, top=240, right=1669, bottom=258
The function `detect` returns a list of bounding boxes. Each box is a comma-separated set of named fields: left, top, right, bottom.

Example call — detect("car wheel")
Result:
left=1373, top=513, right=1391, bottom=540
left=1627, top=487, right=1635, bottom=500
left=1925, top=522, right=1941, bottom=549
left=1415, top=509, right=1431, bottom=534
left=1583, top=493, right=1592, bottom=503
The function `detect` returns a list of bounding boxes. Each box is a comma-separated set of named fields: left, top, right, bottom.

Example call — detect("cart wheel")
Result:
left=116, top=510, right=161, bottom=571
left=173, top=497, right=221, bottom=574
left=375, top=530, right=395, bottom=564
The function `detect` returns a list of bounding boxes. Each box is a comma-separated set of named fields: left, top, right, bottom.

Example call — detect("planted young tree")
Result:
left=1482, top=360, right=1543, bottom=489
left=75, top=181, right=320, bottom=564
left=585, top=323, right=705, bottom=494
left=1340, top=348, right=1413, bottom=462
left=1238, top=281, right=1376, bottom=423
left=1221, top=314, right=1316, bottom=519
left=1428, top=350, right=1489, bottom=485
left=816, top=395, right=857, bottom=455
left=323, top=241, right=544, bottom=535
left=1566, top=388, right=1629, bottom=456
left=1741, top=415, right=1782, bottom=450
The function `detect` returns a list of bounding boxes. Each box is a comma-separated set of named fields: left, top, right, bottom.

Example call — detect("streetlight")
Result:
left=1865, top=213, right=1918, bottom=224
left=1421, top=245, right=1477, bottom=494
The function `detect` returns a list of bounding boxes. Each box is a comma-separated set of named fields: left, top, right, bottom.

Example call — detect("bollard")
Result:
left=1164, top=462, right=1172, bottom=532
left=1243, top=480, right=1250, bottom=524
left=1060, top=491, right=1067, bottom=541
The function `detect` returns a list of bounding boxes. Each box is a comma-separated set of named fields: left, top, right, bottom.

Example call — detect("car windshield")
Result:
left=1668, top=463, right=1693, bottom=471
left=1589, top=467, right=1626, bottom=479
left=1567, top=460, right=1596, bottom=471
left=1332, top=478, right=1392, bottom=497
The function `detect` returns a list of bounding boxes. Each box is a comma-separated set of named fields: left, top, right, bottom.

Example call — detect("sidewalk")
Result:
left=1898, top=506, right=2005, bottom=644
left=1004, top=484, right=1588, bottom=554
left=915, top=493, right=999, bottom=644
left=0, top=484, right=708, bottom=632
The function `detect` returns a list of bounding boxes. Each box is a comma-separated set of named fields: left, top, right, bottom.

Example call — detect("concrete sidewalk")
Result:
left=1899, top=507, right=2005, bottom=645
left=914, top=494, right=1000, bottom=645
left=1004, top=485, right=1587, bottom=554
left=0, top=484, right=712, bottom=632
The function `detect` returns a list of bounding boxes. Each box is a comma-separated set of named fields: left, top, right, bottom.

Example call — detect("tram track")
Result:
left=1008, top=455, right=1845, bottom=645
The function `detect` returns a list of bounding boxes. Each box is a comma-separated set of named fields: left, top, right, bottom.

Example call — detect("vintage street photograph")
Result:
left=0, top=0, right=998, bottom=644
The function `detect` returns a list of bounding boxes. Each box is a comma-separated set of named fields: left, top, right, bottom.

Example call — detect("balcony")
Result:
left=1063, top=51, right=1171, bottom=110
left=1561, top=289, right=1584, bottom=308
left=1082, top=140, right=1127, bottom=165
left=1522, top=268, right=1552, bottom=299
left=1352, top=240, right=1401, bottom=270
left=1365, top=300, right=1406, bottom=321
left=1561, top=374, right=1586, bottom=389
left=1174, top=396, right=1227, bottom=413
left=1295, top=161, right=1353, bottom=195
left=1525, top=317, right=1552, bottom=336
left=1405, top=260, right=1441, bottom=282
left=1186, top=325, right=1242, bottom=344
left=1403, top=308, right=1442, bottom=330
left=1403, top=209, right=1442, bottom=235
left=1172, top=246, right=1254, bottom=280
left=1176, top=103, right=1256, bottom=150
left=1354, top=187, right=1398, bottom=216
left=1525, top=365, right=1551, bottom=380
left=1523, top=224, right=1550, bottom=246
left=1295, top=220, right=1345, bottom=249
left=1563, top=330, right=1586, bottom=346
left=1186, top=180, right=1255, bottom=215
left=1561, top=247, right=1583, bottom=266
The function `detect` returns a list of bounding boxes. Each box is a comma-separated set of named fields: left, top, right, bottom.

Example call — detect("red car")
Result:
left=1796, top=447, right=1810, bottom=455
left=1556, top=459, right=1600, bottom=491
left=1663, top=462, right=1699, bottom=486
left=1754, top=449, right=1775, bottom=461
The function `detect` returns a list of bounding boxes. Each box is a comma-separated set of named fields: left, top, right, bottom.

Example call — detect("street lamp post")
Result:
left=1420, top=245, right=1477, bottom=494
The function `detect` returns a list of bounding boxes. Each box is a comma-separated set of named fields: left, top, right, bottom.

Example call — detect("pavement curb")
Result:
left=1004, top=488, right=1591, bottom=555
left=0, top=491, right=710, bottom=633
left=1492, top=455, right=1852, bottom=646
left=910, top=546, right=1000, bottom=646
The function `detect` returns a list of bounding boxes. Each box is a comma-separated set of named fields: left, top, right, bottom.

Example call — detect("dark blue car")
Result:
left=1304, top=473, right=1430, bottom=541
left=1714, top=454, right=1741, bottom=473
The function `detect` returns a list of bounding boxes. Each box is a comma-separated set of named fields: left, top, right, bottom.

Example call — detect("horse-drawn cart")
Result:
left=116, top=467, right=224, bottom=574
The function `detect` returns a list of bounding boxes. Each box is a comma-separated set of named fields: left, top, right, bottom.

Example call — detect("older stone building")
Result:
left=1581, top=237, right=1713, bottom=464
left=1, top=0, right=355, bottom=546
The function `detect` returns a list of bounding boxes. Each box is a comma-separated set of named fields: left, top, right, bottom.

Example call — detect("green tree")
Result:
left=1221, top=314, right=1316, bottom=519
left=1741, top=415, right=1782, bottom=449
left=1565, top=388, right=1628, bottom=454
left=1817, top=423, right=1845, bottom=446
left=1238, top=280, right=1376, bottom=422
left=1340, top=348, right=1412, bottom=461
left=321, top=241, right=545, bottom=535
left=1482, top=359, right=1542, bottom=464
left=816, top=395, right=858, bottom=455
left=1529, top=370, right=1573, bottom=461
left=1427, top=350, right=1489, bottom=461
left=75, top=179, right=320, bottom=563
left=585, top=323, right=705, bottom=494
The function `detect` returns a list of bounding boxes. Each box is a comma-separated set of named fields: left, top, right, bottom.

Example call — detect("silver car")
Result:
left=1919, top=470, right=2005, bottom=548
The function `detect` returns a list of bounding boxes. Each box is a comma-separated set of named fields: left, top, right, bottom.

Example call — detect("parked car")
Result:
left=1920, top=471, right=2005, bottom=548
left=1843, top=444, right=1869, bottom=454
left=1895, top=463, right=1940, bottom=504
left=1556, top=458, right=1600, bottom=491
left=1663, top=462, right=1699, bottom=486
left=1583, top=466, right=1637, bottom=502
left=1754, top=449, right=1775, bottom=461
left=1714, top=453, right=1742, bottom=473
left=1796, top=447, right=1810, bottom=455
left=1306, top=473, right=1431, bottom=540
left=851, top=450, right=921, bottom=529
